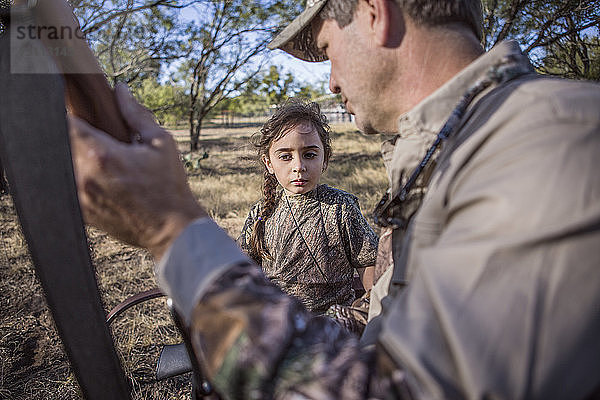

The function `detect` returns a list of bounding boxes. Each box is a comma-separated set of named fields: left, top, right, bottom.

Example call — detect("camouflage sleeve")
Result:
left=190, top=262, right=381, bottom=399
left=341, top=196, right=379, bottom=269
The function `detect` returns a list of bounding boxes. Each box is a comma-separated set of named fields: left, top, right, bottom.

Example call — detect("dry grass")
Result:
left=0, top=123, right=388, bottom=399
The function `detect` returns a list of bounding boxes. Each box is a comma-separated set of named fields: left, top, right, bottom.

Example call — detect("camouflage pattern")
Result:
left=324, top=291, right=370, bottom=336
left=188, top=262, right=411, bottom=399
left=238, top=184, right=378, bottom=313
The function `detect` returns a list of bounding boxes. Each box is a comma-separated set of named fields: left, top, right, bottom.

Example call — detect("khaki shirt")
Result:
left=368, top=41, right=600, bottom=399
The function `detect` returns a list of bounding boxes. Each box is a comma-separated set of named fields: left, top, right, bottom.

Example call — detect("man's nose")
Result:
left=329, top=74, right=341, bottom=94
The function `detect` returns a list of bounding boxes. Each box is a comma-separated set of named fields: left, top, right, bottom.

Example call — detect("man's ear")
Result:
left=262, top=154, right=274, bottom=174
left=364, top=0, right=403, bottom=47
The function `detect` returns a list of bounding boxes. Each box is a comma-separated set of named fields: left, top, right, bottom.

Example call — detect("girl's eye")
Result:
left=279, top=154, right=292, bottom=161
left=304, top=152, right=317, bottom=159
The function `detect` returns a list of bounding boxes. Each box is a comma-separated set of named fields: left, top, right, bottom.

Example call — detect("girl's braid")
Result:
left=249, top=170, right=278, bottom=262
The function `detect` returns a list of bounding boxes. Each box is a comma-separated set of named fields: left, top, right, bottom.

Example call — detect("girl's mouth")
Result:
left=291, top=179, right=308, bottom=186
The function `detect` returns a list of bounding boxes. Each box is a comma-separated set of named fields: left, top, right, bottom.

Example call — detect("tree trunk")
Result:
left=191, top=119, right=202, bottom=151
left=189, top=106, right=197, bottom=152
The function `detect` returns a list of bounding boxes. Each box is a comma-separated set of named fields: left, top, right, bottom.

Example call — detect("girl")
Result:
left=238, top=99, right=378, bottom=317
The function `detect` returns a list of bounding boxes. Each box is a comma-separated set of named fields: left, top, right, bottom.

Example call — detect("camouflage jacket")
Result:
left=238, top=184, right=378, bottom=313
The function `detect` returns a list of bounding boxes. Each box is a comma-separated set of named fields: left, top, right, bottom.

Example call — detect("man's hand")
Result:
left=69, top=83, right=207, bottom=260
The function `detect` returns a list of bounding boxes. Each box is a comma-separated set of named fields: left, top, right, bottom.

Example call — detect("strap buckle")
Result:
left=372, top=190, right=408, bottom=229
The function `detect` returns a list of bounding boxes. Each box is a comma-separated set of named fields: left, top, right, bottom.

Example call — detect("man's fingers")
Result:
left=115, top=83, right=165, bottom=143
left=69, top=115, right=115, bottom=171
left=68, top=114, right=126, bottom=195
left=68, top=114, right=119, bottom=150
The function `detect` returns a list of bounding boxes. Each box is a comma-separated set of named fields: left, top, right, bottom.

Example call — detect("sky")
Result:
left=178, top=3, right=332, bottom=89
left=269, top=50, right=332, bottom=88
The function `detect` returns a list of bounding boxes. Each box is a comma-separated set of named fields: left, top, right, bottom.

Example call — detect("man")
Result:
left=69, top=0, right=600, bottom=398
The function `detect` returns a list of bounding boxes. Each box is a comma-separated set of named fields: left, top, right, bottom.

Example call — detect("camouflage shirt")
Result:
left=238, top=184, right=378, bottom=313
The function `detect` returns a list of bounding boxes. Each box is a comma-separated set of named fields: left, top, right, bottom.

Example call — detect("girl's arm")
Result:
left=340, top=195, right=379, bottom=279
left=237, top=204, right=259, bottom=250
left=357, top=266, right=375, bottom=291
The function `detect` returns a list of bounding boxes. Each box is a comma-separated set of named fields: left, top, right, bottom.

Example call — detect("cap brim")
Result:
left=267, top=0, right=328, bottom=62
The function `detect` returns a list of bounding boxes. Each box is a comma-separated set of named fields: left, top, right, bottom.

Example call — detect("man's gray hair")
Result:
left=320, top=0, right=483, bottom=41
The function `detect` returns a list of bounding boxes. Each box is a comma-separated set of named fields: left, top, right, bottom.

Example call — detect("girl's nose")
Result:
left=292, top=161, right=306, bottom=173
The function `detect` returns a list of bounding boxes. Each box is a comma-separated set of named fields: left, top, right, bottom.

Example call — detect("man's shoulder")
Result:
left=434, top=74, right=600, bottom=229
left=457, top=75, right=600, bottom=151
left=522, top=77, right=600, bottom=123
left=500, top=75, right=600, bottom=124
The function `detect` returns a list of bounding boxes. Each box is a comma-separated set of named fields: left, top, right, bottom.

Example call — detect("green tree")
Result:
left=213, top=70, right=328, bottom=122
left=296, top=81, right=328, bottom=100
left=260, top=65, right=296, bottom=105
left=133, top=77, right=187, bottom=127
left=234, top=74, right=270, bottom=115
left=541, top=20, right=600, bottom=80
left=482, top=0, right=600, bottom=80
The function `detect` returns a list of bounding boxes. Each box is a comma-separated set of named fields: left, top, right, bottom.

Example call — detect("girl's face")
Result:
left=262, top=121, right=327, bottom=195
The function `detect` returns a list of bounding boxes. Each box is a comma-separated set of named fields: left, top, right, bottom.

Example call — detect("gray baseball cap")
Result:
left=267, top=0, right=328, bottom=62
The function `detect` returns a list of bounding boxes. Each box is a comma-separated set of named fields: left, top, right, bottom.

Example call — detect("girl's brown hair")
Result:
left=248, top=98, right=332, bottom=262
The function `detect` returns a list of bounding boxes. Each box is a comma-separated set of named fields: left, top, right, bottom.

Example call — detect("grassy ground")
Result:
left=0, top=122, right=388, bottom=399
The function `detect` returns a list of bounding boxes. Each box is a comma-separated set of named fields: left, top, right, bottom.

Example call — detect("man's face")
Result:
left=262, top=122, right=327, bottom=196
left=313, top=11, right=398, bottom=135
